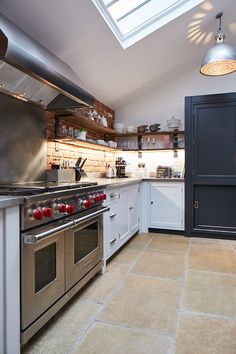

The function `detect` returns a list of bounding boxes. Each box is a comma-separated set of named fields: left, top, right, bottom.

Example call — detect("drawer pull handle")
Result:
left=110, top=238, right=117, bottom=244
left=110, top=213, right=116, bottom=218
left=110, top=193, right=117, bottom=198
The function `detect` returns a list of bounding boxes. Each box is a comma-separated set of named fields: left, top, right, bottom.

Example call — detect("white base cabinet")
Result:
left=149, top=182, right=184, bottom=230
left=0, top=205, right=20, bottom=354
left=104, top=183, right=140, bottom=260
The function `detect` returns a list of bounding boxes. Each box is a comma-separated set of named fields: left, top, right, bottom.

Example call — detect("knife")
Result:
left=80, top=158, right=87, bottom=169
left=75, top=157, right=82, bottom=167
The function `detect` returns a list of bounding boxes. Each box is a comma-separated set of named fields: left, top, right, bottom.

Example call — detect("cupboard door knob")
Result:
left=129, top=206, right=134, bottom=210
left=151, top=201, right=154, bottom=205
left=110, top=238, right=117, bottom=244
left=110, top=213, right=116, bottom=218
left=110, top=193, right=117, bottom=198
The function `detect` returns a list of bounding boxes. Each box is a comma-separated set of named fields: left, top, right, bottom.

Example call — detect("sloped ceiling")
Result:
left=1, top=0, right=236, bottom=109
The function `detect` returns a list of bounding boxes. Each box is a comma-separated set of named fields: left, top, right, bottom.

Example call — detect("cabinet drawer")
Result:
left=104, top=226, right=120, bottom=259
left=103, top=202, right=119, bottom=230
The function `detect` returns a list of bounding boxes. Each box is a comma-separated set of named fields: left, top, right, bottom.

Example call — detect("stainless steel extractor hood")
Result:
left=0, top=14, right=95, bottom=110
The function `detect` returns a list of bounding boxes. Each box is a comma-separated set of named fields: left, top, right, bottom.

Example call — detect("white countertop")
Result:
left=0, top=196, right=24, bottom=209
left=86, top=177, right=184, bottom=189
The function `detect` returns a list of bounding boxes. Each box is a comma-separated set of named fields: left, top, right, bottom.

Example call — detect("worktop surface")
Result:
left=91, top=177, right=184, bottom=189
left=0, top=196, right=24, bottom=209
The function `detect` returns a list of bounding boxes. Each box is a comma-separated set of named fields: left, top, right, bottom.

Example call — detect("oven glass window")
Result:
left=35, top=243, right=57, bottom=293
left=74, top=221, right=98, bottom=264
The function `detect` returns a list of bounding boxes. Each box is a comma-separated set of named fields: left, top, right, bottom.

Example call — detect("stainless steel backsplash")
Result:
left=0, top=93, right=47, bottom=183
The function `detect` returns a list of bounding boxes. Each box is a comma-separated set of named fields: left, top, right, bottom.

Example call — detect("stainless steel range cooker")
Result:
left=0, top=181, right=109, bottom=344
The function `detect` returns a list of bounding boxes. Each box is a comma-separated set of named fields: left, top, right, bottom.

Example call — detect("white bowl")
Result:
left=96, top=139, right=105, bottom=145
left=107, top=141, right=115, bottom=147
left=127, top=127, right=136, bottom=133
left=115, top=128, right=123, bottom=133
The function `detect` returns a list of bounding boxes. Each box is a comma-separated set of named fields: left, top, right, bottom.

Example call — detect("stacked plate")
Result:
left=114, top=123, right=124, bottom=133
left=127, top=125, right=137, bottom=133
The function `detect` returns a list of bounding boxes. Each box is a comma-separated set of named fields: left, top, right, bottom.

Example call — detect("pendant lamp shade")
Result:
left=200, top=12, right=236, bottom=76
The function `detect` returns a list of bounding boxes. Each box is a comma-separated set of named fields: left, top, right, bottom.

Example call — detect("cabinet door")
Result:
left=119, top=187, right=129, bottom=241
left=129, top=184, right=140, bottom=235
left=104, top=225, right=120, bottom=260
left=185, top=94, right=236, bottom=237
left=150, top=183, right=184, bottom=230
left=193, top=103, right=236, bottom=179
left=194, top=185, right=236, bottom=233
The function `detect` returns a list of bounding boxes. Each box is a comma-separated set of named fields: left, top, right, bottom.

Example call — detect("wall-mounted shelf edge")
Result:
left=49, top=138, right=118, bottom=152
left=110, top=130, right=185, bottom=138
left=119, top=148, right=185, bottom=152
left=55, top=114, right=117, bottom=135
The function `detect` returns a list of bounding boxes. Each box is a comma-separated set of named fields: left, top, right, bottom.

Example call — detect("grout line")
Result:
left=178, top=309, right=236, bottom=323
left=128, top=270, right=185, bottom=283
left=94, top=318, right=174, bottom=339
left=170, top=234, right=191, bottom=354
left=67, top=300, right=105, bottom=354
left=185, top=267, right=236, bottom=278
left=231, top=242, right=236, bottom=258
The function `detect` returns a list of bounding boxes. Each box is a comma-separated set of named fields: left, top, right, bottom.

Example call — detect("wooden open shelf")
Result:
left=111, top=130, right=185, bottom=137
left=51, top=137, right=118, bottom=152
left=120, top=147, right=185, bottom=151
left=56, top=114, right=117, bottom=135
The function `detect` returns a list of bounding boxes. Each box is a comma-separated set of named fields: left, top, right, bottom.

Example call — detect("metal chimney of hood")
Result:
left=0, top=14, right=95, bottom=110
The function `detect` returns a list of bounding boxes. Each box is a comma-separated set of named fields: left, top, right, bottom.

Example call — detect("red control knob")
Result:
left=84, top=200, right=92, bottom=208
left=43, top=207, right=53, bottom=218
left=58, top=204, right=67, bottom=213
left=102, top=193, right=107, bottom=200
left=33, top=209, right=44, bottom=220
left=99, top=194, right=104, bottom=202
left=66, top=205, right=75, bottom=214
left=94, top=195, right=99, bottom=203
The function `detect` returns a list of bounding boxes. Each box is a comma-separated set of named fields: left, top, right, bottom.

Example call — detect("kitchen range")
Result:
left=0, top=181, right=109, bottom=344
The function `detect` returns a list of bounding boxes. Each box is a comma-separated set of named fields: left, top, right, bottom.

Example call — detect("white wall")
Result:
left=118, top=150, right=185, bottom=178
left=115, top=66, right=236, bottom=130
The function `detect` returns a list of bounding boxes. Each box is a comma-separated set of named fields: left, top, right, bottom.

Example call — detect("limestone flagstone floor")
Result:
left=22, top=233, right=236, bottom=354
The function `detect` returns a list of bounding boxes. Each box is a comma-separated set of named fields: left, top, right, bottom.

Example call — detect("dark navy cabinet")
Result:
left=185, top=92, right=236, bottom=239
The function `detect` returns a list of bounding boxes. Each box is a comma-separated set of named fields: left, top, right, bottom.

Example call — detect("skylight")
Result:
left=92, top=0, right=204, bottom=48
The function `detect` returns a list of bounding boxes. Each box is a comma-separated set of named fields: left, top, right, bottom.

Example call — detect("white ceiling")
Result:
left=1, top=0, right=236, bottom=109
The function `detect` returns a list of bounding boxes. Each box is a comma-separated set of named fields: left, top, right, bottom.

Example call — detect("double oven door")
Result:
left=21, top=208, right=107, bottom=333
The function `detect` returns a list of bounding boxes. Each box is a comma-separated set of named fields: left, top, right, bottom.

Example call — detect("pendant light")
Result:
left=200, top=12, right=236, bottom=76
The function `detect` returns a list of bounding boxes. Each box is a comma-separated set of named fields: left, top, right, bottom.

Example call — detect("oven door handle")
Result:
left=24, top=220, right=75, bottom=244
left=73, top=207, right=110, bottom=226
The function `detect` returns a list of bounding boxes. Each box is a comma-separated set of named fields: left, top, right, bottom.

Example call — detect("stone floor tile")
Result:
left=191, top=237, right=232, bottom=249
left=123, top=240, right=147, bottom=251
left=73, top=322, right=171, bottom=354
left=79, top=271, right=124, bottom=303
left=106, top=260, right=129, bottom=273
left=148, top=235, right=189, bottom=253
left=175, top=313, right=236, bottom=354
left=133, top=233, right=154, bottom=243
left=22, top=300, right=101, bottom=354
left=111, top=248, right=141, bottom=265
left=188, top=246, right=236, bottom=274
left=182, top=270, right=236, bottom=318
left=130, top=250, right=185, bottom=279
left=98, top=274, right=181, bottom=335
